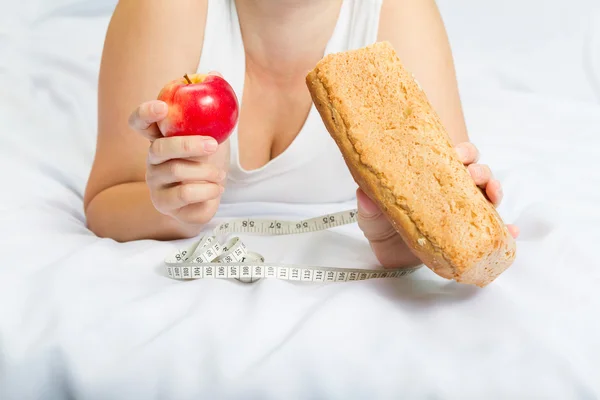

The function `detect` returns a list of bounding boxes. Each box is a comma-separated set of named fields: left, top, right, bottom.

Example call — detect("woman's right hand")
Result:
left=128, top=99, right=227, bottom=227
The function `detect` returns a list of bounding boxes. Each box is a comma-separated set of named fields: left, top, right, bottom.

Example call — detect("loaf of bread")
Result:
left=305, top=41, right=516, bottom=287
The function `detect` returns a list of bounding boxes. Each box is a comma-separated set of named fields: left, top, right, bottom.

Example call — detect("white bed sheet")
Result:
left=1, top=0, right=600, bottom=398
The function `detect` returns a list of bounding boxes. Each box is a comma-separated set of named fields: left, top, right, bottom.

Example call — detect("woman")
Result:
left=84, top=0, right=518, bottom=269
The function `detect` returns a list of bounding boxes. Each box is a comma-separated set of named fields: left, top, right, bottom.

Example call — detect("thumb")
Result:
left=356, top=187, right=380, bottom=218
left=356, top=188, right=397, bottom=243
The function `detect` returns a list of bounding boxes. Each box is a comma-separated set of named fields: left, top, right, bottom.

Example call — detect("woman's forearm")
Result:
left=378, top=0, right=470, bottom=145
left=84, top=181, right=206, bottom=242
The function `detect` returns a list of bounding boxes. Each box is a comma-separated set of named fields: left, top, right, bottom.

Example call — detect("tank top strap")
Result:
left=325, top=0, right=384, bottom=54
left=197, top=0, right=246, bottom=104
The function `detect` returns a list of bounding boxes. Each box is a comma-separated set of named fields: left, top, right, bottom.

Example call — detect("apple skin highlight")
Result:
left=157, top=74, right=239, bottom=144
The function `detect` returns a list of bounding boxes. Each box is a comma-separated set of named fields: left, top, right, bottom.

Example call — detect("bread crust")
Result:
left=305, top=41, right=516, bottom=287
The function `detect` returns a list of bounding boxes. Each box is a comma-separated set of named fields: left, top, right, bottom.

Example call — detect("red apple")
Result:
left=157, top=73, right=239, bottom=144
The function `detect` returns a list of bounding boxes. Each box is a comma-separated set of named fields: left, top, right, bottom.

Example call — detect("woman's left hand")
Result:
left=356, top=141, right=519, bottom=269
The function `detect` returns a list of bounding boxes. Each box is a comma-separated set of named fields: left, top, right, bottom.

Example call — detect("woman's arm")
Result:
left=356, top=0, right=518, bottom=269
left=84, top=0, right=227, bottom=242
left=377, top=0, right=469, bottom=145
left=376, top=0, right=512, bottom=207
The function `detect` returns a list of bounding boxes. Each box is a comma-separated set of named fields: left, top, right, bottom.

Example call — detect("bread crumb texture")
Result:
left=306, top=41, right=516, bottom=287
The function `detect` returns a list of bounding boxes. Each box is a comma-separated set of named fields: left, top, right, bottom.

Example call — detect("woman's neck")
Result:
left=235, top=0, right=342, bottom=83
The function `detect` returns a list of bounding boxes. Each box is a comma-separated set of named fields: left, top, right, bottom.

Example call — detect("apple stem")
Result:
left=184, top=74, right=192, bottom=84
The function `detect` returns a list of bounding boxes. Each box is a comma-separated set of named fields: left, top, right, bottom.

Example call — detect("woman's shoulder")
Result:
left=375, top=0, right=470, bottom=144
left=108, top=0, right=210, bottom=50
left=376, top=0, right=454, bottom=50
left=101, top=0, right=210, bottom=84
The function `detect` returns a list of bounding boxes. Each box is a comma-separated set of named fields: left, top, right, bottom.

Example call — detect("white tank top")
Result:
left=197, top=0, right=383, bottom=205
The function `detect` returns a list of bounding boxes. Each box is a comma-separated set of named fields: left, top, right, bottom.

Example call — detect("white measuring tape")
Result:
left=164, top=208, right=423, bottom=283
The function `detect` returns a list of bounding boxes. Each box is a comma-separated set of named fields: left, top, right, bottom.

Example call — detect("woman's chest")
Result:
left=223, top=71, right=358, bottom=205
left=236, top=75, right=315, bottom=171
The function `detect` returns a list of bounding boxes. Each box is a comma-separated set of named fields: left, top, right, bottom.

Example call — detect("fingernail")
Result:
left=152, top=102, right=166, bottom=114
left=204, top=140, right=218, bottom=152
left=220, top=186, right=225, bottom=194
left=218, top=170, right=227, bottom=181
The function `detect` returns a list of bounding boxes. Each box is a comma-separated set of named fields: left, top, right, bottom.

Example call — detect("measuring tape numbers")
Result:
left=164, top=208, right=423, bottom=283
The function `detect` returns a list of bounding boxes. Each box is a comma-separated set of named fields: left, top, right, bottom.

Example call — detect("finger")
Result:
left=172, top=199, right=220, bottom=226
left=356, top=188, right=397, bottom=243
left=485, top=178, right=503, bottom=206
left=356, top=188, right=422, bottom=268
left=207, top=71, right=223, bottom=78
left=455, top=142, right=480, bottom=165
left=507, top=224, right=520, bottom=239
left=147, top=159, right=226, bottom=186
left=468, top=164, right=493, bottom=187
left=148, top=136, right=219, bottom=165
left=154, top=183, right=223, bottom=212
left=128, top=100, right=168, bottom=140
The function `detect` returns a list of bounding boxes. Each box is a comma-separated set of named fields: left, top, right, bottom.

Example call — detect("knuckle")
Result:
left=459, top=142, right=476, bottom=160
left=468, top=164, right=481, bottom=179
left=180, top=137, right=194, bottom=154
left=210, top=183, right=222, bottom=197
left=139, top=102, right=151, bottom=121
left=149, top=139, right=164, bottom=161
left=477, top=165, right=486, bottom=178
left=208, top=165, right=221, bottom=181
left=168, top=161, right=183, bottom=181
left=177, top=185, right=195, bottom=205
left=462, top=144, right=472, bottom=156
left=202, top=184, right=219, bottom=201
left=481, top=164, right=491, bottom=177
left=358, top=220, right=397, bottom=243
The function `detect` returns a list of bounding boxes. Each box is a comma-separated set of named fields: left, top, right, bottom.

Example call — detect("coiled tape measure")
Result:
left=164, top=208, right=423, bottom=283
